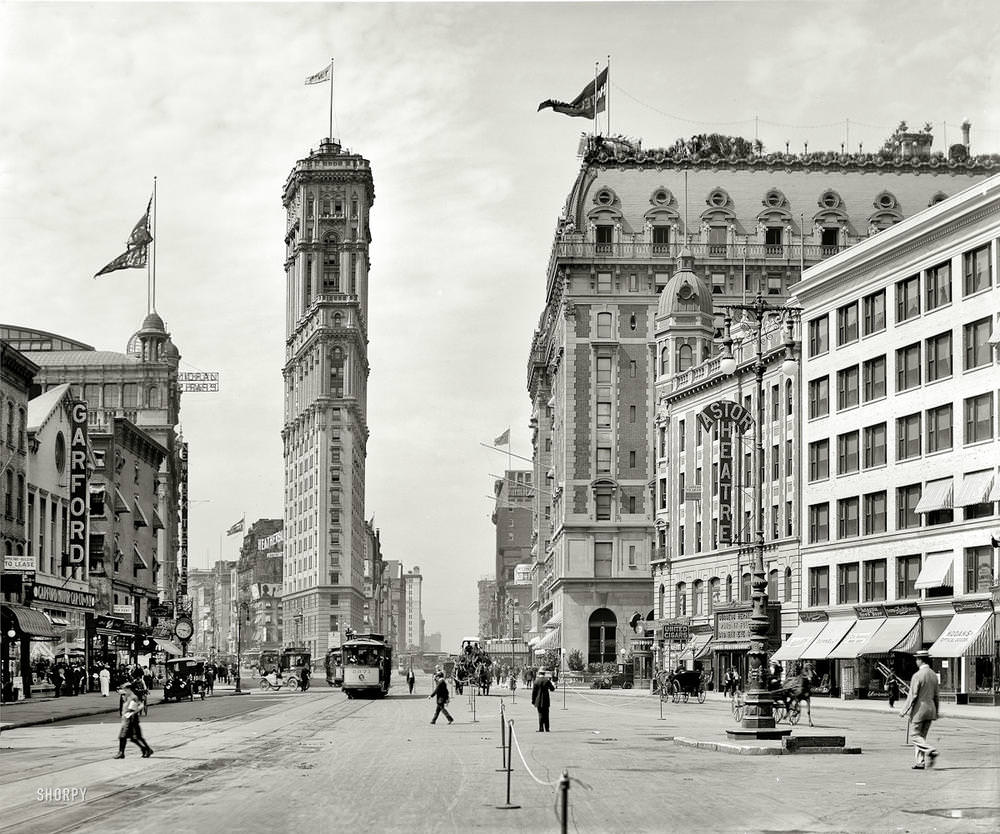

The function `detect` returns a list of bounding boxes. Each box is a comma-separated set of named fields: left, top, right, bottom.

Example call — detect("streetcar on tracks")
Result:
left=341, top=633, right=392, bottom=698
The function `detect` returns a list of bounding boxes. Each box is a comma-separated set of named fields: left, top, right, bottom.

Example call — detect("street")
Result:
left=1, top=675, right=997, bottom=834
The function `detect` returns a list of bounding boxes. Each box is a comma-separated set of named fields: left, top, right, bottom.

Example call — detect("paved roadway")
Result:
left=0, top=674, right=997, bottom=833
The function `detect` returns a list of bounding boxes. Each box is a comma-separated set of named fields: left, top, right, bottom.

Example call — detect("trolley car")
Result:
left=341, top=633, right=392, bottom=698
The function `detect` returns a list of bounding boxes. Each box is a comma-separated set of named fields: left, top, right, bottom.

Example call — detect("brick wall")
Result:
left=573, top=342, right=591, bottom=481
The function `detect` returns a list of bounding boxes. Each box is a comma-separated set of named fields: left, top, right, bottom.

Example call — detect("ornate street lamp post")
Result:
left=718, top=296, right=800, bottom=740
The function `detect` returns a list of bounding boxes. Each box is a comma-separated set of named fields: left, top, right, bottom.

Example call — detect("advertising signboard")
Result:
left=179, top=441, right=188, bottom=595
left=177, top=371, right=220, bottom=392
left=697, top=400, right=753, bottom=546
left=65, top=400, right=89, bottom=568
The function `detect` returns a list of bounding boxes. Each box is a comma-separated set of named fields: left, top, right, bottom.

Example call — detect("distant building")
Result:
left=492, top=470, right=534, bottom=599
left=381, top=560, right=407, bottom=659
left=478, top=577, right=497, bottom=639
left=237, top=519, right=284, bottom=656
left=403, top=566, right=423, bottom=653
left=362, top=519, right=383, bottom=636
left=213, top=561, right=236, bottom=656
left=422, top=631, right=442, bottom=654
left=187, top=568, right=215, bottom=656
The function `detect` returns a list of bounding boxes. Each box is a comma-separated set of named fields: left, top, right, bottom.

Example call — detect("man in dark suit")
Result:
left=900, top=650, right=940, bottom=770
left=531, top=668, right=556, bottom=732
left=428, top=673, right=453, bottom=724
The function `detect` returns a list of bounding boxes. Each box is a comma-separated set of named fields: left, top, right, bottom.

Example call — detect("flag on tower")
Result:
left=494, top=428, right=510, bottom=446
left=94, top=197, right=153, bottom=278
left=538, top=67, right=608, bottom=119
left=305, top=62, right=332, bottom=85
left=226, top=518, right=245, bottom=536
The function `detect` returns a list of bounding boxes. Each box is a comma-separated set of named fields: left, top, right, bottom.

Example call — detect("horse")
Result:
left=478, top=665, right=491, bottom=696
left=775, top=674, right=813, bottom=726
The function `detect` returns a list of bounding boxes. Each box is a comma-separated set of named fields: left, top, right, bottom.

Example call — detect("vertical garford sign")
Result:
left=65, top=401, right=88, bottom=568
left=179, top=441, right=189, bottom=596
left=697, top=400, right=753, bottom=546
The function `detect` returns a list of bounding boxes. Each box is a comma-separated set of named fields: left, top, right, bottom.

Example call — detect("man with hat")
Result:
left=531, top=668, right=556, bottom=732
left=899, top=650, right=940, bottom=770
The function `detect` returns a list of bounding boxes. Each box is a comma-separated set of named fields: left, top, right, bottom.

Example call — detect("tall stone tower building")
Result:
left=281, top=138, right=374, bottom=658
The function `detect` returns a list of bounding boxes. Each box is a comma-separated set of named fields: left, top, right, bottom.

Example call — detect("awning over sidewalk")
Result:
left=535, top=628, right=560, bottom=651
left=801, top=618, right=854, bottom=660
left=544, top=611, right=562, bottom=629
left=914, top=552, right=954, bottom=590
left=770, top=619, right=827, bottom=662
left=2, top=603, right=60, bottom=639
left=928, top=610, right=994, bottom=658
left=154, top=638, right=183, bottom=657
left=827, top=618, right=886, bottom=660
left=859, top=616, right=921, bottom=655
left=678, top=632, right=713, bottom=662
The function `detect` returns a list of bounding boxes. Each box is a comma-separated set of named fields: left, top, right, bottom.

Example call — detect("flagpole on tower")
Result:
left=607, top=55, right=611, bottom=136
left=151, top=177, right=157, bottom=313
left=328, top=58, right=334, bottom=141
left=593, top=61, right=599, bottom=137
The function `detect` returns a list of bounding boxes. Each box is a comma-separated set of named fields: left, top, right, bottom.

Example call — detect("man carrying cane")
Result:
left=531, top=667, right=556, bottom=732
left=899, top=650, right=940, bottom=770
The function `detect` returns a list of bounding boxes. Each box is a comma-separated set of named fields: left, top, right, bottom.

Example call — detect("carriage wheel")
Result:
left=773, top=704, right=786, bottom=724
left=789, top=705, right=801, bottom=725
left=697, top=688, right=706, bottom=704
left=682, top=692, right=690, bottom=703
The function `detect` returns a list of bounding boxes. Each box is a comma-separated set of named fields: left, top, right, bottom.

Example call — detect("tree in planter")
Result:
left=539, top=649, right=561, bottom=671
left=567, top=650, right=585, bottom=672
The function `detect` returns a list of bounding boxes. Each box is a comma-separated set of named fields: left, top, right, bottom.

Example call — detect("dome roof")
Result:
left=657, top=249, right=714, bottom=318
left=141, top=312, right=166, bottom=332
left=162, top=339, right=179, bottom=359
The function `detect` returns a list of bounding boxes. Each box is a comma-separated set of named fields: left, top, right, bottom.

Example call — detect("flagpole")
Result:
left=151, top=176, right=158, bottom=313
left=593, top=61, right=599, bottom=137
left=595, top=55, right=611, bottom=136
left=329, top=58, right=334, bottom=141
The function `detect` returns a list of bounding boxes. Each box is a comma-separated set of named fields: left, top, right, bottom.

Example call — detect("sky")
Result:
left=1, top=1, right=997, bottom=649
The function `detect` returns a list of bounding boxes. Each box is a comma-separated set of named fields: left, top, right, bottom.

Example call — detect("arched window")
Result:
left=692, top=579, right=704, bottom=616
left=588, top=608, right=617, bottom=666
left=659, top=583, right=666, bottom=618
left=726, top=574, right=733, bottom=602
left=785, top=379, right=793, bottom=416
left=784, top=567, right=793, bottom=602
left=677, top=344, right=693, bottom=372
left=323, top=234, right=340, bottom=293
left=147, top=387, right=160, bottom=409
left=741, top=572, right=752, bottom=601
left=675, top=582, right=687, bottom=616
left=767, top=569, right=778, bottom=600
left=660, top=346, right=669, bottom=375
left=597, top=312, right=612, bottom=339
left=333, top=312, right=342, bottom=328
left=708, top=577, right=720, bottom=615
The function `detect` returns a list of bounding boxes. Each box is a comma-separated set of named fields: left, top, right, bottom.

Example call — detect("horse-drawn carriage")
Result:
left=667, top=669, right=707, bottom=703
left=453, top=637, right=493, bottom=695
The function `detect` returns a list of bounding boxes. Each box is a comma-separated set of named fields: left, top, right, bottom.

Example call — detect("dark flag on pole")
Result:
left=538, top=67, right=608, bottom=119
left=95, top=198, right=153, bottom=278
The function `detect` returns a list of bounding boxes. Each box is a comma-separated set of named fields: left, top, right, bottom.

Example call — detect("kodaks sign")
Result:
left=65, top=401, right=89, bottom=568
left=696, top=400, right=753, bottom=546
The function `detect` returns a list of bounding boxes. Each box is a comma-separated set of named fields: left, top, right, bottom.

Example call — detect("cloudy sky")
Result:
left=2, top=1, right=997, bottom=648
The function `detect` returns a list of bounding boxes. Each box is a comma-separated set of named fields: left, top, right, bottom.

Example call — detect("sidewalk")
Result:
left=0, top=681, right=249, bottom=731
left=554, top=684, right=1000, bottom=721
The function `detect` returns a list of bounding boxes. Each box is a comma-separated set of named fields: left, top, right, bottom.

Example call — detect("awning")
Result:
left=859, top=616, right=921, bottom=655
left=48, top=614, right=70, bottom=628
left=535, top=628, right=560, bottom=651
left=544, top=611, right=562, bottom=629
left=914, top=552, right=954, bottom=590
left=771, top=619, right=827, bottom=662
left=694, top=639, right=714, bottom=660
left=914, top=479, right=953, bottom=514
left=133, top=500, right=150, bottom=528
left=801, top=618, right=855, bottom=660
left=678, top=632, right=713, bottom=661
left=133, top=543, right=149, bottom=570
left=151, top=508, right=165, bottom=530
left=113, top=488, right=131, bottom=514
left=929, top=610, right=994, bottom=658
left=154, top=638, right=183, bottom=657
left=827, top=618, right=886, bottom=660
left=2, top=603, right=61, bottom=639
left=990, top=477, right=1000, bottom=503
left=527, top=635, right=541, bottom=649
left=954, top=470, right=995, bottom=507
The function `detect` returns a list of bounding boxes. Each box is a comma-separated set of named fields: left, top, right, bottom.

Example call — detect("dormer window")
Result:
left=596, top=188, right=615, bottom=207
left=652, top=225, right=670, bottom=253
left=708, top=189, right=729, bottom=208
left=595, top=224, right=613, bottom=253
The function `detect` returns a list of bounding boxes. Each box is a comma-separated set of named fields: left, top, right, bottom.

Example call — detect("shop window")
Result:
left=965, top=546, right=994, bottom=594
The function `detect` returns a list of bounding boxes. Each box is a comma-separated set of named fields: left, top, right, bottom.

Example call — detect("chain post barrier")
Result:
left=559, top=770, right=570, bottom=834
left=495, top=719, right=520, bottom=810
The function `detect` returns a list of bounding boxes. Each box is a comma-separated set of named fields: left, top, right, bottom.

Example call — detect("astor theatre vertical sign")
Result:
left=696, top=401, right=753, bottom=546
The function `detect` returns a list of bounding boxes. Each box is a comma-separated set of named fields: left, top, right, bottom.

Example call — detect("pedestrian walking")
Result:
left=406, top=668, right=415, bottom=694
left=114, top=683, right=153, bottom=759
left=428, top=673, right=453, bottom=724
left=531, top=667, right=556, bottom=732
left=886, top=675, right=900, bottom=709
left=50, top=665, right=63, bottom=697
left=98, top=665, right=111, bottom=697
left=899, top=650, right=940, bottom=770
left=204, top=664, right=215, bottom=695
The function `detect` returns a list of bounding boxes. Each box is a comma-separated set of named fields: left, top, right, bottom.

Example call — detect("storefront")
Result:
left=676, top=625, right=714, bottom=683
left=799, top=615, right=854, bottom=697
left=928, top=598, right=997, bottom=705
left=2, top=602, right=60, bottom=699
left=87, top=614, right=144, bottom=673
left=29, top=576, right=95, bottom=678
left=711, top=603, right=781, bottom=692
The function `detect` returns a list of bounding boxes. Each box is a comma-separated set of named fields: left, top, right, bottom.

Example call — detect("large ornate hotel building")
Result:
left=281, top=138, right=374, bottom=657
left=526, top=130, right=996, bottom=672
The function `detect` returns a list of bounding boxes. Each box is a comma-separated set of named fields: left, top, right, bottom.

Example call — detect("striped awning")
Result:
left=2, top=603, right=60, bottom=639
left=914, top=552, right=954, bottom=590
left=989, top=477, right=1000, bottom=503
left=954, top=470, right=995, bottom=507
left=133, top=544, right=149, bottom=570
left=914, top=479, right=953, bottom=514
left=527, top=635, right=541, bottom=649
left=860, top=616, right=921, bottom=655
left=827, top=618, right=886, bottom=660
left=678, top=632, right=714, bottom=661
left=801, top=618, right=854, bottom=660
left=544, top=610, right=562, bottom=629
left=929, top=611, right=994, bottom=658
left=770, top=619, right=828, bottom=662
left=113, top=488, right=131, bottom=514
left=535, top=627, right=560, bottom=651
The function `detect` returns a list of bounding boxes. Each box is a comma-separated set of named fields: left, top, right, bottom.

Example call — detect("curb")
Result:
left=0, top=691, right=244, bottom=731
left=673, top=736, right=863, bottom=755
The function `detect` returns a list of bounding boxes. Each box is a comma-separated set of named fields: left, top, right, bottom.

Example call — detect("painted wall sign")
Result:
left=65, top=401, right=89, bottom=568
left=257, top=530, right=284, bottom=551
left=4, top=554, right=35, bottom=572
left=177, top=372, right=220, bottom=393
left=696, top=400, right=753, bottom=546
left=179, top=441, right=188, bottom=595
left=32, top=580, right=96, bottom=610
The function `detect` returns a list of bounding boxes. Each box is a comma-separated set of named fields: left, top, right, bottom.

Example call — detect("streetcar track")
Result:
left=0, top=695, right=373, bottom=834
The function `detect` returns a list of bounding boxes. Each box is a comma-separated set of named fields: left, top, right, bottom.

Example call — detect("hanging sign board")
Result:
left=696, top=401, right=753, bottom=546
left=177, top=372, right=220, bottom=392
left=65, top=401, right=89, bottom=568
